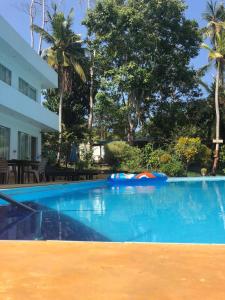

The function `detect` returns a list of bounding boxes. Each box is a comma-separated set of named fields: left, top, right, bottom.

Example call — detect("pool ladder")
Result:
left=0, top=192, right=37, bottom=213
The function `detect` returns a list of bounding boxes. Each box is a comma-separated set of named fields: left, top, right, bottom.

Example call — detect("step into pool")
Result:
left=1, top=178, right=225, bottom=243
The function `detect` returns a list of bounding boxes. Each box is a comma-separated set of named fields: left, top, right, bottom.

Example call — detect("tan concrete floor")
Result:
left=0, top=241, right=225, bottom=299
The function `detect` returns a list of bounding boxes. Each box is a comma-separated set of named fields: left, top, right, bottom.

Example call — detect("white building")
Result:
left=0, top=16, right=58, bottom=160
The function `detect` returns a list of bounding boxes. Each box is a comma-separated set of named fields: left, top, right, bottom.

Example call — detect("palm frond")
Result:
left=199, top=79, right=211, bottom=92
left=71, top=59, right=86, bottom=82
left=197, top=64, right=212, bottom=77
left=201, top=42, right=213, bottom=52
left=67, top=8, right=75, bottom=27
left=32, top=25, right=55, bottom=44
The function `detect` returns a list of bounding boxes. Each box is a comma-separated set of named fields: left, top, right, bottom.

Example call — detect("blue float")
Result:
left=108, top=172, right=168, bottom=185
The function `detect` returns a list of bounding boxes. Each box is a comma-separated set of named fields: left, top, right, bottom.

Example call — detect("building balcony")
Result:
left=0, top=80, right=58, bottom=131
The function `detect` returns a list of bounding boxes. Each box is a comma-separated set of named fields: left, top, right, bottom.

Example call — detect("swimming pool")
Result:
left=1, top=178, right=225, bottom=243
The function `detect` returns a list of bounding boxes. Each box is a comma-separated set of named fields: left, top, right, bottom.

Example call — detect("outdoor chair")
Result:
left=24, top=158, right=48, bottom=183
left=0, top=159, right=17, bottom=184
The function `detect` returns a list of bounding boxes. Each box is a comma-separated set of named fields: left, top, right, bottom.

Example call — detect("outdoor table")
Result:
left=7, top=160, right=40, bottom=184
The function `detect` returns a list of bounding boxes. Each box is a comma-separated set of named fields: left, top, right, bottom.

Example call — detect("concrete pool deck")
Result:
left=0, top=242, right=225, bottom=299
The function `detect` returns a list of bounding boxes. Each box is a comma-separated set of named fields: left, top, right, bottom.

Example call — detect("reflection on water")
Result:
left=1, top=180, right=225, bottom=243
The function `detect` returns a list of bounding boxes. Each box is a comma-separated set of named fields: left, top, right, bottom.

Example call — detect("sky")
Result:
left=0, top=0, right=213, bottom=86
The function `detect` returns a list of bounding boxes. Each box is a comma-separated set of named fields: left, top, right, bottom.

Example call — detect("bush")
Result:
left=198, top=144, right=212, bottom=168
left=104, top=141, right=142, bottom=171
left=142, top=143, right=185, bottom=176
left=220, top=145, right=225, bottom=167
left=159, top=153, right=172, bottom=164
left=143, top=144, right=166, bottom=169
left=159, top=158, right=185, bottom=177
left=175, top=137, right=202, bottom=169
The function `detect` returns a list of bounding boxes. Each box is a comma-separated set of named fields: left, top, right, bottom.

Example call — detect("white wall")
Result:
left=0, top=16, right=58, bottom=89
left=0, top=80, right=58, bottom=131
left=0, top=48, right=42, bottom=103
left=93, top=145, right=105, bottom=162
left=0, top=111, right=41, bottom=160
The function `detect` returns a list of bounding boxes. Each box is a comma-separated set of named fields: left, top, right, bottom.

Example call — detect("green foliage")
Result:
left=145, top=149, right=167, bottom=170
left=33, top=6, right=86, bottom=82
left=42, top=128, right=78, bottom=165
left=220, top=145, right=225, bottom=171
left=104, top=141, right=142, bottom=171
left=79, top=146, right=94, bottom=169
left=43, top=72, right=89, bottom=139
left=175, top=137, right=202, bottom=166
left=159, top=158, right=185, bottom=177
left=198, top=144, right=212, bottom=167
left=201, top=168, right=207, bottom=176
left=142, top=143, right=185, bottom=176
left=84, top=0, right=201, bottom=142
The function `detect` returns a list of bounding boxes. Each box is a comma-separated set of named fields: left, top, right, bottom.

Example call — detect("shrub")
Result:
left=104, top=141, right=142, bottom=171
left=159, top=153, right=172, bottom=164
left=143, top=145, right=166, bottom=169
left=198, top=144, right=212, bottom=168
left=142, top=143, right=154, bottom=165
left=220, top=145, right=225, bottom=167
left=201, top=168, right=207, bottom=176
left=142, top=143, right=185, bottom=176
left=175, top=137, right=202, bottom=169
left=104, top=141, right=129, bottom=167
left=159, top=158, right=185, bottom=177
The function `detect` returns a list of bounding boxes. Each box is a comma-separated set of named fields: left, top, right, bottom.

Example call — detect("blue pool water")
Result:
left=1, top=178, right=225, bottom=243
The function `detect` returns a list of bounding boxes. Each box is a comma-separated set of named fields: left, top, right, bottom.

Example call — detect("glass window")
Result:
left=0, top=63, right=11, bottom=86
left=19, top=78, right=37, bottom=101
left=18, top=132, right=37, bottom=160
left=31, top=136, right=37, bottom=160
left=18, top=132, right=31, bottom=160
left=0, top=126, right=10, bottom=159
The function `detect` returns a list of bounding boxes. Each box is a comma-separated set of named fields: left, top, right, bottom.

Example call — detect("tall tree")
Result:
left=80, top=0, right=96, bottom=140
left=37, top=0, right=46, bottom=55
left=202, top=30, right=225, bottom=174
left=33, top=4, right=86, bottom=162
left=29, top=0, right=35, bottom=48
left=202, top=1, right=225, bottom=174
left=84, top=0, right=201, bottom=144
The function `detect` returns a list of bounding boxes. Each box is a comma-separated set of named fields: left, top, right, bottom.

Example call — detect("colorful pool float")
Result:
left=108, top=172, right=167, bottom=185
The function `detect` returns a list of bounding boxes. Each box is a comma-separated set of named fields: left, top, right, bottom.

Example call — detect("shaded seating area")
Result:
left=0, top=159, right=17, bottom=184
left=0, top=158, right=111, bottom=184
left=45, top=167, right=111, bottom=182
left=0, top=159, right=48, bottom=184
left=24, top=158, right=48, bottom=183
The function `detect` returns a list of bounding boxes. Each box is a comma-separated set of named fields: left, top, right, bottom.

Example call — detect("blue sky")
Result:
left=0, top=0, right=212, bottom=86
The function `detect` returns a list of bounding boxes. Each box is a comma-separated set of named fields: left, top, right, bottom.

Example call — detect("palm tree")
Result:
left=202, top=28, right=225, bottom=174
left=202, top=1, right=225, bottom=89
left=33, top=4, right=86, bottom=162
left=202, top=1, right=225, bottom=174
left=202, top=0, right=225, bottom=43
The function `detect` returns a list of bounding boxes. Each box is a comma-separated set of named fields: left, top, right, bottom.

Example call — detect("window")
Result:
left=19, top=78, right=37, bottom=101
left=18, top=132, right=30, bottom=160
left=18, top=132, right=37, bottom=160
left=0, top=63, right=11, bottom=86
left=31, top=136, right=37, bottom=160
left=0, top=126, right=10, bottom=159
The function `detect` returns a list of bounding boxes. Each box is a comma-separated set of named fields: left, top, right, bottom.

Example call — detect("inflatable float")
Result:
left=108, top=172, right=167, bottom=185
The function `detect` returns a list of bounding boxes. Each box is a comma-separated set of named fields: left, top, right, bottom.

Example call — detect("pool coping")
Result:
left=1, top=176, right=225, bottom=190
left=0, top=240, right=225, bottom=299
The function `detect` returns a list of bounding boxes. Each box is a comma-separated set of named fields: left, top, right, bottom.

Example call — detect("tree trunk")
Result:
left=29, top=0, right=35, bottom=48
left=212, top=62, right=221, bottom=175
left=127, top=112, right=134, bottom=145
left=38, top=0, right=45, bottom=55
left=88, top=64, right=94, bottom=132
left=57, top=67, right=64, bottom=164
